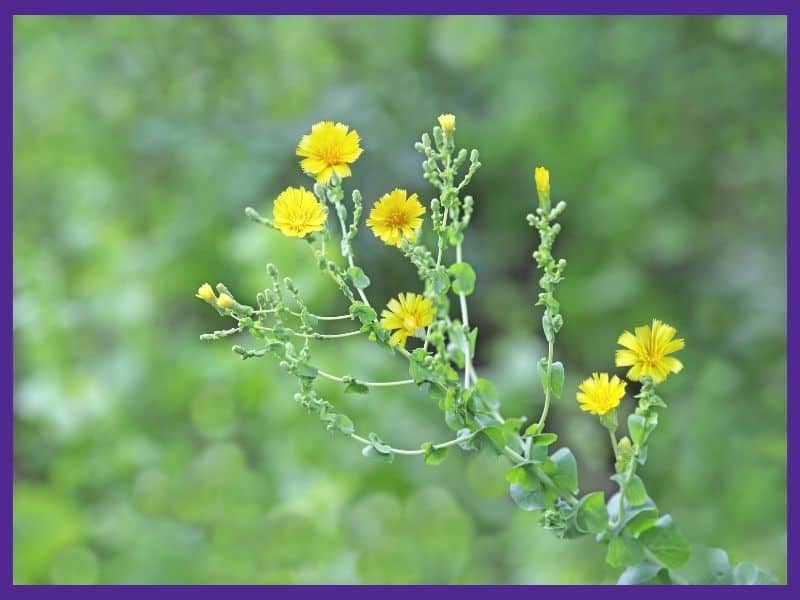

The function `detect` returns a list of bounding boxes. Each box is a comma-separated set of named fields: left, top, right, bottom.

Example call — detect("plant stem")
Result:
left=252, top=308, right=351, bottom=321
left=422, top=207, right=449, bottom=352
left=535, top=339, right=555, bottom=432
left=455, top=242, right=473, bottom=389
left=609, top=429, right=619, bottom=457
left=253, top=325, right=362, bottom=340
left=350, top=430, right=476, bottom=455
left=334, top=197, right=371, bottom=308
left=316, top=370, right=414, bottom=387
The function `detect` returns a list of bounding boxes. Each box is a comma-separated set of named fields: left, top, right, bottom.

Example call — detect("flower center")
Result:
left=403, top=316, right=418, bottom=332
left=320, top=145, right=342, bottom=165
left=386, top=209, right=409, bottom=228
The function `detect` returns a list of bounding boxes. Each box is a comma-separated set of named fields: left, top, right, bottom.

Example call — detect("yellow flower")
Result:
left=217, top=293, right=237, bottom=310
left=380, top=292, right=435, bottom=348
left=437, top=113, right=456, bottom=134
left=272, top=186, right=327, bottom=238
left=195, top=282, right=216, bottom=303
left=534, top=166, right=550, bottom=197
left=366, top=189, right=426, bottom=247
left=296, top=121, right=363, bottom=184
left=615, top=318, right=685, bottom=383
left=576, top=372, right=627, bottom=416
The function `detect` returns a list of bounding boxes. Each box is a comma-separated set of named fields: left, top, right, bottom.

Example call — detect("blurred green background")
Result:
left=13, top=15, right=786, bottom=584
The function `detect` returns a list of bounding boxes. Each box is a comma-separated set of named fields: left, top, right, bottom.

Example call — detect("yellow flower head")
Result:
left=195, top=282, right=216, bottom=303
left=217, top=293, right=237, bottom=310
left=366, top=189, right=426, bottom=247
left=437, top=113, right=456, bottom=134
left=615, top=318, right=685, bottom=383
left=577, top=372, right=627, bottom=416
left=296, top=121, right=363, bottom=184
left=272, top=186, right=327, bottom=238
left=534, top=166, right=550, bottom=197
left=380, top=292, right=435, bottom=348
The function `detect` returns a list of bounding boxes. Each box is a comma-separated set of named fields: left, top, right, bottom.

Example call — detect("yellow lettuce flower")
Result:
left=195, top=282, right=216, bottom=303
left=534, top=166, right=550, bottom=197
left=366, top=189, right=426, bottom=247
left=437, top=113, right=456, bottom=134
left=615, top=318, right=685, bottom=383
left=272, top=186, right=327, bottom=238
left=380, top=292, right=435, bottom=348
left=576, top=372, right=627, bottom=416
left=296, top=121, right=363, bottom=184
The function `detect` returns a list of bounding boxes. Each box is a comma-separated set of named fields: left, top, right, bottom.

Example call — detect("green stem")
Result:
left=535, top=339, right=555, bottom=432
left=609, top=429, right=619, bottom=458
left=422, top=207, right=449, bottom=352
left=350, top=430, right=476, bottom=455
left=253, top=325, right=362, bottom=340
left=333, top=194, right=371, bottom=308
left=317, top=370, right=414, bottom=388
left=455, top=242, right=473, bottom=389
left=252, top=308, right=351, bottom=321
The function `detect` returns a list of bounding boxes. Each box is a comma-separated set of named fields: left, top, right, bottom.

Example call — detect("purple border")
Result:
left=1, top=0, right=796, bottom=16
left=4, top=0, right=795, bottom=595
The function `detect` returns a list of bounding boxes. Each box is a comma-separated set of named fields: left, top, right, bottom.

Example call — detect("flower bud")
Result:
left=195, top=282, right=216, bottom=304
left=437, top=113, right=456, bottom=134
left=217, top=293, right=237, bottom=310
left=534, top=166, right=551, bottom=210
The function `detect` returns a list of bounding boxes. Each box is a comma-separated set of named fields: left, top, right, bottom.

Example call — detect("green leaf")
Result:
left=505, top=465, right=537, bottom=489
left=367, top=432, right=392, bottom=454
left=448, top=262, right=476, bottom=296
left=472, top=377, right=499, bottom=409
left=625, top=509, right=659, bottom=537
left=607, top=492, right=658, bottom=534
left=326, top=413, right=354, bottom=435
left=343, top=378, right=369, bottom=395
left=732, top=562, right=777, bottom=584
left=299, top=310, right=319, bottom=329
left=408, top=348, right=436, bottom=384
left=675, top=547, right=733, bottom=584
left=536, top=360, right=564, bottom=399
left=544, top=447, right=579, bottom=494
left=617, top=561, right=663, bottom=585
left=349, top=301, right=376, bottom=324
left=550, top=362, right=564, bottom=398
left=420, top=442, right=449, bottom=466
left=542, top=312, right=555, bottom=343
left=536, top=358, right=549, bottom=394
left=502, top=416, right=527, bottom=439
left=624, top=475, right=648, bottom=506
left=628, top=414, right=646, bottom=446
left=293, top=362, right=319, bottom=379
left=347, top=266, right=371, bottom=289
left=430, top=268, right=450, bottom=294
left=509, top=481, right=555, bottom=511
left=361, top=445, right=394, bottom=463
left=606, top=536, right=645, bottom=568
left=575, top=491, right=608, bottom=534
left=531, top=432, right=558, bottom=446
left=639, top=515, right=691, bottom=569
left=479, top=426, right=507, bottom=453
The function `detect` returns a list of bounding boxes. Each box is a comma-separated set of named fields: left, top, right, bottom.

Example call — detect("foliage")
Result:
left=197, top=114, right=777, bottom=584
left=14, top=15, right=785, bottom=584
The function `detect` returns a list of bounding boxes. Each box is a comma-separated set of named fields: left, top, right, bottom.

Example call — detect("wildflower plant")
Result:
left=196, top=117, right=776, bottom=585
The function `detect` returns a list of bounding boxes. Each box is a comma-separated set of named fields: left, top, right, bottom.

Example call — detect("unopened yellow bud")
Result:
left=437, top=113, right=456, bottom=134
left=216, top=293, right=237, bottom=310
left=534, top=166, right=550, bottom=197
left=195, top=282, right=216, bottom=303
